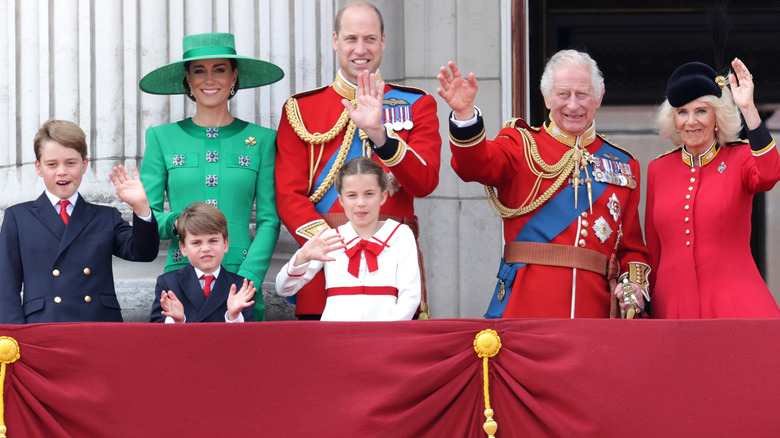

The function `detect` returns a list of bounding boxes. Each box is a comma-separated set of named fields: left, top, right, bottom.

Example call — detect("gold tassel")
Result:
left=474, top=330, right=502, bottom=438
left=0, top=337, right=21, bottom=438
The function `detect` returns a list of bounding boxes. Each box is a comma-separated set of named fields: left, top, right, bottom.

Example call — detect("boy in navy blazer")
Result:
left=150, top=202, right=255, bottom=323
left=0, top=119, right=160, bottom=323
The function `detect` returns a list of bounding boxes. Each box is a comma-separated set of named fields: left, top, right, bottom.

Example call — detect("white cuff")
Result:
left=225, top=311, right=245, bottom=323
left=450, top=107, right=481, bottom=128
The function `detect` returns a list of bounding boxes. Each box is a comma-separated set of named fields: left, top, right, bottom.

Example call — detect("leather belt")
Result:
left=503, top=241, right=608, bottom=276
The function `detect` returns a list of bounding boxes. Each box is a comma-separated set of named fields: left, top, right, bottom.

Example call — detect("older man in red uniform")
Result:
left=438, top=50, right=650, bottom=318
left=275, top=1, right=440, bottom=319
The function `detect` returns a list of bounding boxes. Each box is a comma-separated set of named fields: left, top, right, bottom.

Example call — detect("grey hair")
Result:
left=540, top=49, right=605, bottom=100
left=654, top=86, right=742, bottom=146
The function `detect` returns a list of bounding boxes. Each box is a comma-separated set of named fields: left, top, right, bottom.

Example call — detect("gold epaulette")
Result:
left=596, top=133, right=638, bottom=160
left=284, top=91, right=357, bottom=203
left=726, top=138, right=749, bottom=146
left=654, top=147, right=682, bottom=160
left=385, top=82, right=428, bottom=96
left=288, top=85, right=329, bottom=100
left=502, top=118, right=540, bottom=132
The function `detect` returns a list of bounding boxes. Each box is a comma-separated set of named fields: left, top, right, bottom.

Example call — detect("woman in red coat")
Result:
left=646, top=58, right=780, bottom=318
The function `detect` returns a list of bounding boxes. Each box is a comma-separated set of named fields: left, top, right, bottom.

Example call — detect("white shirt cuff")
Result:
left=450, top=107, right=481, bottom=128
left=225, top=311, right=245, bottom=323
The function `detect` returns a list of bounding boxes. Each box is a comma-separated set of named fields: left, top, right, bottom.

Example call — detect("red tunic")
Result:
left=275, top=72, right=440, bottom=315
left=450, top=116, right=649, bottom=318
left=645, top=124, right=780, bottom=318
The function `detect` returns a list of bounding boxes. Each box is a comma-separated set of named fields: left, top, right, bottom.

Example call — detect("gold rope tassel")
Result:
left=0, top=337, right=21, bottom=438
left=485, top=128, right=578, bottom=218
left=474, top=329, right=502, bottom=438
left=285, top=96, right=358, bottom=203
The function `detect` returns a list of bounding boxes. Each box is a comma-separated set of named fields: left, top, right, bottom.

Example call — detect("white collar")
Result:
left=44, top=190, right=79, bottom=208
left=339, top=219, right=400, bottom=247
left=194, top=266, right=221, bottom=279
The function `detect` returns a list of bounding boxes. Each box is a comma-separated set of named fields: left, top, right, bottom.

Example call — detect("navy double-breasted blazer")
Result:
left=149, top=264, right=253, bottom=323
left=0, top=192, right=160, bottom=323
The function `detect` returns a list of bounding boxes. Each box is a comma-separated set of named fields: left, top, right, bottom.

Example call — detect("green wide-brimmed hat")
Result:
left=139, top=32, right=284, bottom=95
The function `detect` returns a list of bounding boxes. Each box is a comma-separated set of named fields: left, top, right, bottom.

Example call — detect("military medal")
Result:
left=383, top=108, right=393, bottom=128
left=385, top=106, right=413, bottom=131
left=592, top=156, right=635, bottom=189
left=393, top=110, right=403, bottom=131
left=401, top=106, right=413, bottom=130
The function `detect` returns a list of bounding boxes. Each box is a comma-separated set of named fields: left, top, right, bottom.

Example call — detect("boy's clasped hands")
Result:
left=160, top=278, right=256, bottom=323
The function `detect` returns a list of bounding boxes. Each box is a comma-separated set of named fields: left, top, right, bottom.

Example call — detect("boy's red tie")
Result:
left=201, top=275, right=215, bottom=298
left=59, top=200, right=70, bottom=225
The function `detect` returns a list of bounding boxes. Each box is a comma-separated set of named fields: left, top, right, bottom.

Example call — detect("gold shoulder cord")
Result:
left=285, top=97, right=358, bottom=203
left=485, top=127, right=578, bottom=218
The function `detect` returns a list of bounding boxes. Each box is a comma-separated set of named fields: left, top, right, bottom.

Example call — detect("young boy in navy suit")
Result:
left=150, top=202, right=256, bottom=323
left=0, top=119, right=160, bottom=323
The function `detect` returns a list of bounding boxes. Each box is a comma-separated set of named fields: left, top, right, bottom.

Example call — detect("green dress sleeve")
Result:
left=236, top=129, right=280, bottom=321
left=140, top=126, right=179, bottom=240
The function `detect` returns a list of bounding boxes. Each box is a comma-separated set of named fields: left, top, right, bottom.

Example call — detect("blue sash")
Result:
left=484, top=141, right=628, bottom=318
left=313, top=135, right=364, bottom=214
left=312, top=87, right=423, bottom=214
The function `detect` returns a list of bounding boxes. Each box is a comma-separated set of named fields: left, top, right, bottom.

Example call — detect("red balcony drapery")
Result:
left=1, top=319, right=779, bottom=437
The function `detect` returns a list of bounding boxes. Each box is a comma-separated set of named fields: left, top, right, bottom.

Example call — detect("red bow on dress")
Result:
left=344, top=239, right=385, bottom=278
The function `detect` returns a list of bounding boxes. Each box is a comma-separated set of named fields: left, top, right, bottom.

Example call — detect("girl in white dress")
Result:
left=276, top=157, right=421, bottom=321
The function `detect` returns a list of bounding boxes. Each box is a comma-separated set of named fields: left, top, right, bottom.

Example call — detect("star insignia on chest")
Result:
left=607, top=193, right=622, bottom=222
left=593, top=216, right=613, bottom=243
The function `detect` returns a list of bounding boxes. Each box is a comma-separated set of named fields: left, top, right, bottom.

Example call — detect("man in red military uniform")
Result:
left=438, top=50, right=650, bottom=318
left=276, top=1, right=440, bottom=319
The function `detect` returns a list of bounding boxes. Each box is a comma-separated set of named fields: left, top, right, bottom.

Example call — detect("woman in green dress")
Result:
left=139, top=32, right=283, bottom=320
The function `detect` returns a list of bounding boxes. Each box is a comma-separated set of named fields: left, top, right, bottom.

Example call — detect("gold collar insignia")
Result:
left=543, top=116, right=597, bottom=148
left=333, top=70, right=384, bottom=100
left=681, top=140, right=719, bottom=167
